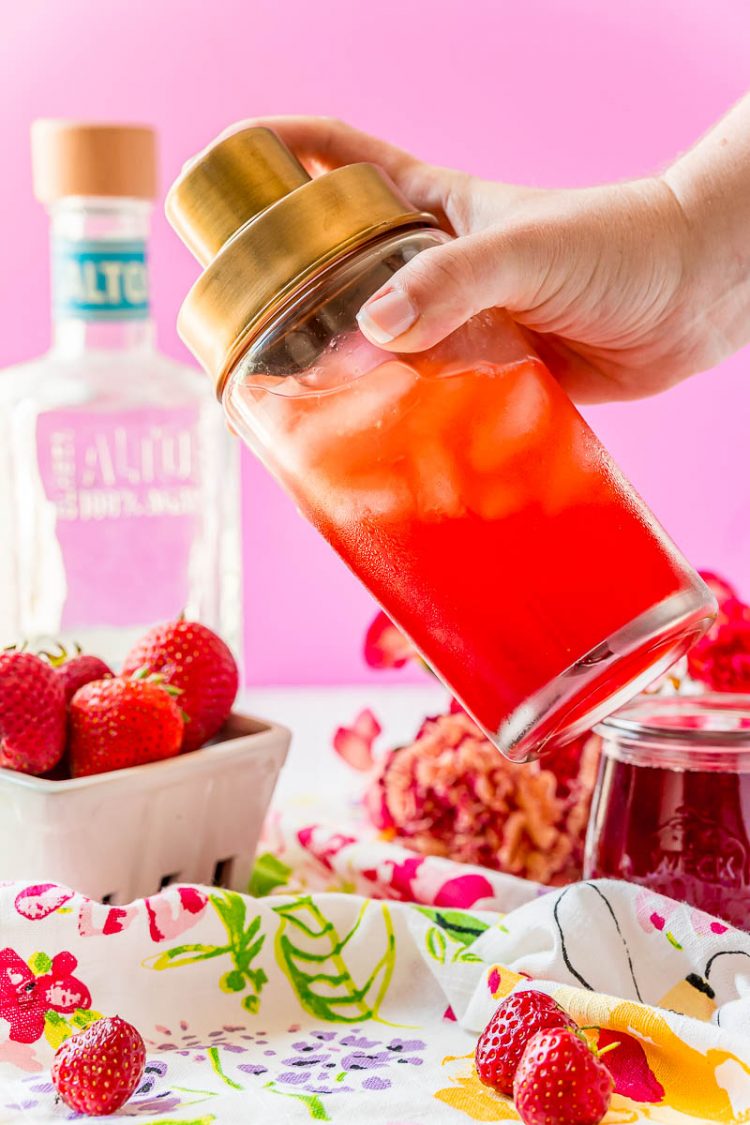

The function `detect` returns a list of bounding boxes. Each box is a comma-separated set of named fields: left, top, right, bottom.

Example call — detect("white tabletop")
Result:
left=239, top=684, right=447, bottom=810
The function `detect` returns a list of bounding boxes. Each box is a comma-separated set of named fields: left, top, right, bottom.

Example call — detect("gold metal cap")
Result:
left=32, top=121, right=157, bottom=202
left=166, top=126, right=437, bottom=396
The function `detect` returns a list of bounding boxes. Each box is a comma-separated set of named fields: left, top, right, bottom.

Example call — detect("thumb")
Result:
left=356, top=230, right=541, bottom=352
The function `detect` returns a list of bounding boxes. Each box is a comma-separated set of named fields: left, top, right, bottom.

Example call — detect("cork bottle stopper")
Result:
left=31, top=120, right=157, bottom=203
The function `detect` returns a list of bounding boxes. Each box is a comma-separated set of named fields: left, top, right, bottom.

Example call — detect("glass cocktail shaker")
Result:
left=166, top=127, right=715, bottom=762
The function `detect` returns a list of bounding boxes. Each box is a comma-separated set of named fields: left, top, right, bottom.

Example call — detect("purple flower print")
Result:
left=251, top=1024, right=428, bottom=1105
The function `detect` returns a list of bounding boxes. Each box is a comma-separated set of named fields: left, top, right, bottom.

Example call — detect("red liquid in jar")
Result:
left=586, top=755, right=750, bottom=929
left=237, top=346, right=711, bottom=757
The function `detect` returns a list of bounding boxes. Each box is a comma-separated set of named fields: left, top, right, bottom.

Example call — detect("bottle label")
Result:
left=52, top=238, right=149, bottom=320
left=34, top=407, right=204, bottom=628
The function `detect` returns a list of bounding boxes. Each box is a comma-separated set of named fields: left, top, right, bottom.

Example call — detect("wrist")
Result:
left=662, top=135, right=750, bottom=360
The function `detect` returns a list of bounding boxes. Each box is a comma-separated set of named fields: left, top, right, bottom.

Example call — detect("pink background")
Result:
left=1, top=0, right=748, bottom=684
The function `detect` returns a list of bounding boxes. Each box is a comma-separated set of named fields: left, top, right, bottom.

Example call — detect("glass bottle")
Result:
left=166, top=126, right=714, bottom=762
left=584, top=694, right=750, bottom=929
left=0, top=121, right=240, bottom=665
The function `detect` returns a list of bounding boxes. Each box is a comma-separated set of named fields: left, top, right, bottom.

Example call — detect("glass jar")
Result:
left=166, top=126, right=716, bottom=762
left=584, top=694, right=750, bottom=929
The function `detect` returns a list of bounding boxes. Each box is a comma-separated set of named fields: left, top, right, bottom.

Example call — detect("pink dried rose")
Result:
left=699, top=569, right=738, bottom=611
left=366, top=711, right=600, bottom=886
left=688, top=599, right=750, bottom=692
left=685, top=570, right=750, bottom=692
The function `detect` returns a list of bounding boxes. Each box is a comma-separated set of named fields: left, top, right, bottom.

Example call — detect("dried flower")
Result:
left=366, top=711, right=599, bottom=886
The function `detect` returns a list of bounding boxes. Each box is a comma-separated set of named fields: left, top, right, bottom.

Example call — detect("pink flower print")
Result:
left=383, top=857, right=424, bottom=901
left=0, top=949, right=90, bottom=1043
left=487, top=968, right=502, bottom=998
left=635, top=890, right=679, bottom=934
left=14, top=884, right=74, bottom=921
left=597, top=1028, right=664, bottom=1103
left=297, top=826, right=358, bottom=871
left=689, top=908, right=729, bottom=937
left=433, top=873, right=495, bottom=908
left=77, top=899, right=138, bottom=937
left=333, top=709, right=382, bottom=771
left=635, top=889, right=729, bottom=942
left=145, top=886, right=208, bottom=942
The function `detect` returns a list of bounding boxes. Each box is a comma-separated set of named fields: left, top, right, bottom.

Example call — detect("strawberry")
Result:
left=69, top=676, right=184, bottom=777
left=475, top=991, right=576, bottom=1097
left=0, top=651, right=66, bottom=775
left=513, top=1027, right=614, bottom=1125
left=40, top=645, right=114, bottom=704
left=52, top=1014, right=145, bottom=1116
left=123, top=619, right=238, bottom=751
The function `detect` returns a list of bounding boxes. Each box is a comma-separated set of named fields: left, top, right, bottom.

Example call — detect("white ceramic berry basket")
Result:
left=0, top=712, right=290, bottom=903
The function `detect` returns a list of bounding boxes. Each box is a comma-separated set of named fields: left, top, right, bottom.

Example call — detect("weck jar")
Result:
left=584, top=694, right=750, bottom=929
left=166, top=126, right=716, bottom=763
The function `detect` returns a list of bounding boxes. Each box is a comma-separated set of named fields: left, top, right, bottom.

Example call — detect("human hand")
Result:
left=215, top=107, right=750, bottom=403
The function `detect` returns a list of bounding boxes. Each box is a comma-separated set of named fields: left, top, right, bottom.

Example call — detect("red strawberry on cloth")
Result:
left=69, top=676, right=184, bottom=777
left=123, top=619, right=238, bottom=751
left=475, top=990, right=576, bottom=1097
left=514, top=1026, right=614, bottom=1125
left=0, top=651, right=66, bottom=774
left=52, top=1014, right=145, bottom=1115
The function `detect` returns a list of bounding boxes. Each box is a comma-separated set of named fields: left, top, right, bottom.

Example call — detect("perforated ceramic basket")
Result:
left=0, top=712, right=290, bottom=903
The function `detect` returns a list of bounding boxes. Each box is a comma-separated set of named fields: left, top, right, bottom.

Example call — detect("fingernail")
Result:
left=357, top=288, right=418, bottom=344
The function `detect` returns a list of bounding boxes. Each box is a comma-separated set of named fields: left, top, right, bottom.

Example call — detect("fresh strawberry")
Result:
left=475, top=991, right=576, bottom=1097
left=41, top=646, right=113, bottom=704
left=69, top=677, right=184, bottom=777
left=123, top=619, right=238, bottom=751
left=52, top=1014, right=145, bottom=1116
left=0, top=651, right=66, bottom=775
left=513, top=1027, right=614, bottom=1125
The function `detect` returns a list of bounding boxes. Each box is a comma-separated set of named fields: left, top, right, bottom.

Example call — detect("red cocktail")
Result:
left=227, top=301, right=713, bottom=761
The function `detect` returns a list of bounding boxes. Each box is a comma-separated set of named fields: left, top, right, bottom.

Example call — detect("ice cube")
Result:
left=291, top=361, right=419, bottom=475
left=410, top=441, right=466, bottom=521
left=466, top=365, right=551, bottom=475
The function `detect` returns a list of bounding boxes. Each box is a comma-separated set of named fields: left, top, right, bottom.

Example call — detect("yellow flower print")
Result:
left=434, top=1054, right=518, bottom=1121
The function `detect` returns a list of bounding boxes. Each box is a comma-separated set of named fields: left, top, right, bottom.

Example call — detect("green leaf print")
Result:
left=144, top=891, right=267, bottom=1014
left=426, top=925, right=448, bottom=963
left=44, top=1008, right=101, bottom=1050
left=146, top=944, right=230, bottom=971
left=147, top=1118, right=216, bottom=1125
left=266, top=1083, right=331, bottom=1121
left=273, top=897, right=396, bottom=1023
left=417, top=907, right=489, bottom=964
left=249, top=852, right=293, bottom=896
left=28, top=952, right=52, bottom=975
left=416, top=907, right=491, bottom=945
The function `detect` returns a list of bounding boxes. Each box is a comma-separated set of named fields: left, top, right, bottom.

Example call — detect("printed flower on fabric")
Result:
left=0, top=949, right=91, bottom=1044
left=15, top=882, right=207, bottom=943
left=634, top=890, right=728, bottom=945
left=240, top=1027, right=427, bottom=1100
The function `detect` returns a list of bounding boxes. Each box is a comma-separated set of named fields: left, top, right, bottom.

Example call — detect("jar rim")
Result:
left=595, top=693, right=750, bottom=771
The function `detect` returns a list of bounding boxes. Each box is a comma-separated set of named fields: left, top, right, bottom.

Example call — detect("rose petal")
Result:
left=363, top=612, right=415, bottom=669
left=353, top=708, right=382, bottom=742
left=333, top=709, right=382, bottom=771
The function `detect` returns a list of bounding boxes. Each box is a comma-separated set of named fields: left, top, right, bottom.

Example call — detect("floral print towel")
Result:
left=1, top=876, right=750, bottom=1122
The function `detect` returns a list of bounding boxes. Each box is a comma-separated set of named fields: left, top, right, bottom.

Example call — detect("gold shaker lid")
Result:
left=166, top=126, right=437, bottom=395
